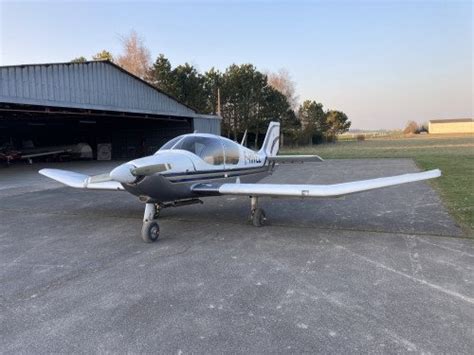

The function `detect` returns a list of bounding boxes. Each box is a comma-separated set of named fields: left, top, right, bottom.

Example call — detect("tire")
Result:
left=252, top=208, right=266, bottom=227
left=141, top=221, right=160, bottom=243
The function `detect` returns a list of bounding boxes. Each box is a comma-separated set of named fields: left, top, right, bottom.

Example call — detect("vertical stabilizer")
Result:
left=258, top=121, right=280, bottom=157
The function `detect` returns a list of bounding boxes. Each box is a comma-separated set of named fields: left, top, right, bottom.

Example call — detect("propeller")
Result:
left=88, top=173, right=114, bottom=184
left=130, top=163, right=171, bottom=177
left=88, top=163, right=171, bottom=185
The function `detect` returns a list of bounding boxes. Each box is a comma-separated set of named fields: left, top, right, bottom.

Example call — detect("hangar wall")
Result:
left=428, top=119, right=473, bottom=134
left=193, top=114, right=222, bottom=135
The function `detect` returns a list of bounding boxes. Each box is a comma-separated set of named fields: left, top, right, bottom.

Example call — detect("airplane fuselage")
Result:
left=123, top=163, right=273, bottom=203
left=117, top=134, right=274, bottom=203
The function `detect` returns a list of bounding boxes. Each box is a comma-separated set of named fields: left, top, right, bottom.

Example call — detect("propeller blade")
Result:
left=131, top=163, right=171, bottom=176
left=109, top=162, right=172, bottom=184
left=88, top=173, right=112, bottom=184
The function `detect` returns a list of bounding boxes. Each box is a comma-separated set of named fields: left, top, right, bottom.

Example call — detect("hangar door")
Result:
left=0, top=106, right=193, bottom=160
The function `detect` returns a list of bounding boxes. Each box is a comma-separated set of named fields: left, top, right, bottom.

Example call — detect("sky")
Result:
left=0, top=0, right=472, bottom=129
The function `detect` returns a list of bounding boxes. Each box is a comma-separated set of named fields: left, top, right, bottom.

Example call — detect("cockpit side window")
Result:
left=222, top=139, right=240, bottom=165
left=175, top=136, right=224, bottom=165
left=159, top=136, right=184, bottom=150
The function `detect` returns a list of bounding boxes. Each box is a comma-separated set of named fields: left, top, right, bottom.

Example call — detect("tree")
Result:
left=92, top=50, right=114, bottom=61
left=221, top=64, right=267, bottom=141
left=403, top=121, right=419, bottom=134
left=419, top=122, right=429, bottom=133
left=116, top=30, right=151, bottom=79
left=147, top=56, right=301, bottom=142
left=325, top=110, right=351, bottom=141
left=148, top=54, right=174, bottom=92
left=298, top=100, right=326, bottom=144
left=170, top=63, right=207, bottom=112
left=71, top=56, right=87, bottom=63
left=266, top=68, right=298, bottom=110
left=148, top=55, right=210, bottom=112
left=203, top=68, right=222, bottom=115
left=258, top=86, right=296, bottom=147
left=218, top=64, right=297, bottom=145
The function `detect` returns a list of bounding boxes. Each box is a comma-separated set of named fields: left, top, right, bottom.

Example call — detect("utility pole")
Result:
left=217, top=88, right=221, bottom=116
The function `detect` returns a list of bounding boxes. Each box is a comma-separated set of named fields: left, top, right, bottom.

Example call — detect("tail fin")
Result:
left=259, top=121, right=280, bottom=157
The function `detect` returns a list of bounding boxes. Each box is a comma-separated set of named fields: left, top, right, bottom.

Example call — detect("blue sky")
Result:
left=1, top=0, right=472, bottom=129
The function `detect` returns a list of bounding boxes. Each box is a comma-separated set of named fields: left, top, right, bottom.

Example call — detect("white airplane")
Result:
left=39, top=122, right=441, bottom=243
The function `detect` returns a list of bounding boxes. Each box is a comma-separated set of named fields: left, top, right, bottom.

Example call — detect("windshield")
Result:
left=159, top=135, right=184, bottom=150
left=174, top=136, right=224, bottom=165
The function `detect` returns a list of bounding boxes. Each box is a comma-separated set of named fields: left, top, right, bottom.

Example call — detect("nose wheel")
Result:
left=141, top=203, right=161, bottom=243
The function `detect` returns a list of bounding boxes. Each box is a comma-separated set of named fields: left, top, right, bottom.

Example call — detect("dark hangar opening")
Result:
left=0, top=103, right=193, bottom=160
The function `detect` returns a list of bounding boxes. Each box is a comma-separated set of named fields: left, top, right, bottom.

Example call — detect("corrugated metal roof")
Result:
left=429, top=118, right=473, bottom=123
left=0, top=60, right=196, bottom=118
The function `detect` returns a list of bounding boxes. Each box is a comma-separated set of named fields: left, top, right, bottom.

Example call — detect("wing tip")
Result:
left=38, top=168, right=60, bottom=178
left=427, top=168, right=442, bottom=178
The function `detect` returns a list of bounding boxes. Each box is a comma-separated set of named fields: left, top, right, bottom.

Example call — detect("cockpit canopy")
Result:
left=158, top=134, right=240, bottom=165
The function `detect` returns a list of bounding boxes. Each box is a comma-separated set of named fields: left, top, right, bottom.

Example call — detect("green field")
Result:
left=282, top=134, right=474, bottom=236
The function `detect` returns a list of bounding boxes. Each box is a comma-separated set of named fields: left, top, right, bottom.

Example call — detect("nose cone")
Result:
left=110, top=163, right=136, bottom=184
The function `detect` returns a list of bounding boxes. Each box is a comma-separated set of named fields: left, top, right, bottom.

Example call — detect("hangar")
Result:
left=0, top=60, right=221, bottom=160
left=428, top=118, right=473, bottom=134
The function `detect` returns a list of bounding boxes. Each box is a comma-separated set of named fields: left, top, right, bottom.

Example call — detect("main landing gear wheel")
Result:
left=250, top=196, right=266, bottom=227
left=252, top=208, right=266, bottom=227
left=141, top=221, right=160, bottom=243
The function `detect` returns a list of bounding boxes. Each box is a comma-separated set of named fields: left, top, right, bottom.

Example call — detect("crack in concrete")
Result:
left=323, top=238, right=474, bottom=305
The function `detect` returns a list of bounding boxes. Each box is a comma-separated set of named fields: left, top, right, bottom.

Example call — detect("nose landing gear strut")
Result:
left=141, top=203, right=161, bottom=243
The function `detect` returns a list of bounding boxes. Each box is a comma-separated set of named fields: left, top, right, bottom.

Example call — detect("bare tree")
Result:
left=116, top=30, right=151, bottom=79
left=266, top=68, right=298, bottom=109
left=403, top=121, right=420, bottom=134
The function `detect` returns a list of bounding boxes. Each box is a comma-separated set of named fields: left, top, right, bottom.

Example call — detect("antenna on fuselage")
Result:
left=240, top=129, right=248, bottom=146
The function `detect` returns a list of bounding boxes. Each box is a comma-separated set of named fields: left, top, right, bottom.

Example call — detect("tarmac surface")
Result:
left=1, top=159, right=473, bottom=354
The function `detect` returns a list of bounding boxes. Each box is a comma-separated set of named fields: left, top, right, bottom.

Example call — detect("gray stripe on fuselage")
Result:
left=164, top=165, right=271, bottom=183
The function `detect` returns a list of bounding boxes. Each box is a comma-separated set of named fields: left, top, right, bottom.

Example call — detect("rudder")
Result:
left=259, top=121, right=280, bottom=157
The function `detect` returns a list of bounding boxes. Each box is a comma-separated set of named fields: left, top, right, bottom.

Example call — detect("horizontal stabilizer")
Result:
left=39, top=169, right=124, bottom=190
left=268, top=155, right=324, bottom=163
left=193, top=169, right=441, bottom=198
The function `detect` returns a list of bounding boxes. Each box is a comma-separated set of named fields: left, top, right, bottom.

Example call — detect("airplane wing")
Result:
left=22, top=149, right=70, bottom=159
left=39, top=169, right=124, bottom=190
left=268, top=155, right=324, bottom=163
left=192, top=169, right=441, bottom=198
